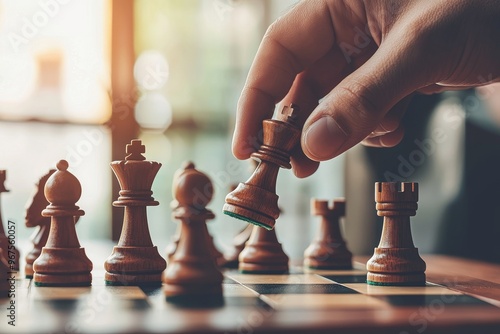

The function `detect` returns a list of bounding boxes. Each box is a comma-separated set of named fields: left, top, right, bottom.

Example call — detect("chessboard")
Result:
left=2, top=255, right=500, bottom=334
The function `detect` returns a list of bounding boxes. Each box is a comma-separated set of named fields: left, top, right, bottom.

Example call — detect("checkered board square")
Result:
left=224, top=266, right=497, bottom=310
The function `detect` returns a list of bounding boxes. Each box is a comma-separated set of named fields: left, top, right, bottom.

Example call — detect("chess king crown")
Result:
left=111, top=140, right=161, bottom=207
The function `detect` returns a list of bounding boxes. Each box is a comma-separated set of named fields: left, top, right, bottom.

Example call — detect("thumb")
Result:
left=301, top=34, right=430, bottom=161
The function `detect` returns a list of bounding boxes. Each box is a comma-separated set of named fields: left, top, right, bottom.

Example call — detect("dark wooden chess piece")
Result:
left=33, top=160, right=92, bottom=286
left=105, top=140, right=166, bottom=286
left=163, top=162, right=223, bottom=301
left=166, top=162, right=224, bottom=267
left=223, top=104, right=301, bottom=230
left=166, top=223, right=224, bottom=266
left=24, top=169, right=55, bottom=278
left=238, top=225, right=289, bottom=274
left=304, top=198, right=352, bottom=269
left=366, top=182, right=426, bottom=286
left=0, top=170, right=20, bottom=271
left=221, top=224, right=253, bottom=269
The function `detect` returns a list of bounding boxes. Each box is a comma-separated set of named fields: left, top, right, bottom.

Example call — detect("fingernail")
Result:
left=303, top=116, right=348, bottom=160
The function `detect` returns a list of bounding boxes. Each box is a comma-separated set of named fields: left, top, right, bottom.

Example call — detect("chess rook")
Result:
left=0, top=170, right=20, bottom=271
left=223, top=104, right=301, bottom=230
left=239, top=225, right=289, bottom=274
left=304, top=198, right=352, bottom=270
left=163, top=162, right=223, bottom=301
left=366, top=182, right=426, bottom=286
left=33, top=160, right=92, bottom=286
left=24, top=169, right=56, bottom=278
left=105, top=140, right=166, bottom=286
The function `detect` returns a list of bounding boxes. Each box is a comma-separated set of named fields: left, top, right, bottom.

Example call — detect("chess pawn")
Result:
left=33, top=160, right=92, bottom=286
left=167, top=210, right=224, bottom=267
left=239, top=225, right=289, bottom=274
left=304, top=199, right=352, bottom=269
left=24, top=169, right=55, bottom=278
left=166, top=163, right=224, bottom=267
left=366, top=182, right=426, bottom=286
left=0, top=170, right=20, bottom=271
left=105, top=140, right=166, bottom=286
left=224, top=104, right=301, bottom=230
left=163, top=162, right=223, bottom=300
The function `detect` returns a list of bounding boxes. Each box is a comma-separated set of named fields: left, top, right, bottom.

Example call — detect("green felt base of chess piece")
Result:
left=223, top=211, right=273, bottom=231
left=34, top=282, right=91, bottom=287
left=366, top=279, right=426, bottom=287
left=34, top=279, right=92, bottom=287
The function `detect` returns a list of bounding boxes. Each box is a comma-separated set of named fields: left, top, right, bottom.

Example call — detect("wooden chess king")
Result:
left=104, top=140, right=166, bottom=286
left=223, top=104, right=301, bottom=230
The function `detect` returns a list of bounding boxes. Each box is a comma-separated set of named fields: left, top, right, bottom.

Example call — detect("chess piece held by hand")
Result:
left=33, top=160, right=92, bottom=287
left=223, top=104, right=301, bottom=230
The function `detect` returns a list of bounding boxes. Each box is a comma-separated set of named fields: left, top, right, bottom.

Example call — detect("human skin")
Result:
left=232, top=0, right=500, bottom=178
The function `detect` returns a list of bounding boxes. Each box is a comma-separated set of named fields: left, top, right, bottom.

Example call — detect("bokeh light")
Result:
left=134, top=50, right=169, bottom=91
left=134, top=92, right=172, bottom=131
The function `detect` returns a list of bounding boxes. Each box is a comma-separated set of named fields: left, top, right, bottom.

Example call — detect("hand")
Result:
left=232, top=0, right=500, bottom=177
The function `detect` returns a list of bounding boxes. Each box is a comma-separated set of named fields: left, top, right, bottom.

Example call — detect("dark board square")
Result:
left=140, top=286, right=163, bottom=297
left=224, top=296, right=271, bottom=309
left=321, top=274, right=367, bottom=284
left=166, top=295, right=224, bottom=309
left=379, top=294, right=494, bottom=307
left=244, top=283, right=359, bottom=295
left=37, top=300, right=79, bottom=312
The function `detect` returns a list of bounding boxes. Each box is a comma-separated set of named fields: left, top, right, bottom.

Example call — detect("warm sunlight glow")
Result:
left=0, top=0, right=111, bottom=123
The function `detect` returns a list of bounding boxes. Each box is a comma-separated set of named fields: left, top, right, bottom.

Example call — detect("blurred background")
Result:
left=0, top=0, right=499, bottom=263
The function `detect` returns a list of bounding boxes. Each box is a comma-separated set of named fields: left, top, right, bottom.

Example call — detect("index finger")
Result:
left=232, top=0, right=336, bottom=159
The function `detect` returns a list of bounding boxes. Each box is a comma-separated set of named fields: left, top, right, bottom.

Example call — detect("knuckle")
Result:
left=336, top=81, right=383, bottom=129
